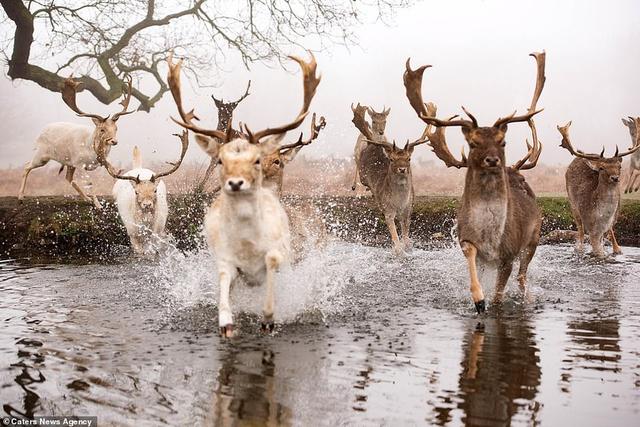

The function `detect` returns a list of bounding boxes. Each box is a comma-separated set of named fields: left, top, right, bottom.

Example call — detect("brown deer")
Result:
left=404, top=52, right=546, bottom=313
left=557, top=119, right=640, bottom=257
left=167, top=52, right=320, bottom=337
left=197, top=81, right=252, bottom=188
left=351, top=106, right=391, bottom=190
left=351, top=103, right=429, bottom=255
left=621, top=117, right=640, bottom=193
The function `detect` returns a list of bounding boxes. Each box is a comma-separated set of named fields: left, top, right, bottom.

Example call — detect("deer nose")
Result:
left=228, top=179, right=244, bottom=192
left=484, top=157, right=500, bottom=167
left=398, top=167, right=408, bottom=174
left=611, top=175, right=620, bottom=183
left=111, top=139, right=118, bottom=146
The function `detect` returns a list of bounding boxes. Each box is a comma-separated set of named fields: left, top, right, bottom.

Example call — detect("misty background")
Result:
left=1, top=0, right=639, bottom=170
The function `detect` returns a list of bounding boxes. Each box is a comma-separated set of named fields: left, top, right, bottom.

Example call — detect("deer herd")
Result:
left=16, top=50, right=640, bottom=335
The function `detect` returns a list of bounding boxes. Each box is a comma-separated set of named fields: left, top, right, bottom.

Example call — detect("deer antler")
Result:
left=61, top=76, right=108, bottom=121
left=93, top=138, right=139, bottom=183
left=512, top=51, right=546, bottom=171
left=152, top=130, right=190, bottom=180
left=212, top=80, right=251, bottom=108
left=559, top=119, right=640, bottom=161
left=423, top=103, right=467, bottom=168
left=111, top=75, right=135, bottom=121
left=246, top=52, right=321, bottom=143
left=278, top=113, right=326, bottom=152
left=351, top=102, right=375, bottom=140
left=167, top=53, right=228, bottom=141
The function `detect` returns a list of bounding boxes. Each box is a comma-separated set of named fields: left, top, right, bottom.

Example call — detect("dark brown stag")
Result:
left=403, top=52, right=546, bottom=313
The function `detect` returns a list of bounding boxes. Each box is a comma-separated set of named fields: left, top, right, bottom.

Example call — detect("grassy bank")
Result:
left=1, top=194, right=639, bottom=259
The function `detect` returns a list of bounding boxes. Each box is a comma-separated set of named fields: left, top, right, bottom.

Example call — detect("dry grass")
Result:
left=2, top=156, right=639, bottom=199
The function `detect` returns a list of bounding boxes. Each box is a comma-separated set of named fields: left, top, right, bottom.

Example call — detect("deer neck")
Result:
left=465, top=166, right=509, bottom=201
left=221, top=190, right=262, bottom=223
left=594, top=179, right=620, bottom=205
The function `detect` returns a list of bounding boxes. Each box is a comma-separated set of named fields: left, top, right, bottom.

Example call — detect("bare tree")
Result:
left=0, top=0, right=412, bottom=111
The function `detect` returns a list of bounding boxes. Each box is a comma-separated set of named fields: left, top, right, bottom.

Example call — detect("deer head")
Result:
left=61, top=75, right=135, bottom=148
left=261, top=113, right=326, bottom=194
left=403, top=52, right=546, bottom=173
left=622, top=116, right=637, bottom=144
left=366, top=106, right=390, bottom=136
left=94, top=130, right=189, bottom=205
left=351, top=102, right=428, bottom=182
left=212, top=80, right=251, bottom=130
left=168, top=52, right=321, bottom=196
left=558, top=119, right=640, bottom=186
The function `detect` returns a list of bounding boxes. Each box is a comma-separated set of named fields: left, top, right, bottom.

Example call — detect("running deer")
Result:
left=404, top=52, right=546, bottom=313
left=167, top=52, right=320, bottom=337
left=352, top=106, right=390, bottom=190
left=621, top=117, right=640, bottom=193
left=351, top=103, right=429, bottom=255
left=93, top=132, right=188, bottom=255
left=558, top=119, right=640, bottom=257
left=198, top=81, right=252, bottom=188
left=18, top=76, right=135, bottom=209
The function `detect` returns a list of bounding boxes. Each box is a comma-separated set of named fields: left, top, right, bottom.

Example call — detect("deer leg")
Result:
left=66, top=167, right=101, bottom=209
left=609, top=229, right=622, bottom=255
left=517, top=245, right=538, bottom=301
left=218, top=263, right=236, bottom=338
left=590, top=232, right=606, bottom=258
left=461, top=241, right=485, bottom=313
left=262, top=250, right=283, bottom=333
left=351, top=167, right=359, bottom=191
left=493, top=261, right=513, bottom=305
left=625, top=169, right=639, bottom=193
left=573, top=213, right=585, bottom=253
left=400, top=209, right=412, bottom=250
left=384, top=212, right=403, bottom=255
left=18, top=156, right=48, bottom=201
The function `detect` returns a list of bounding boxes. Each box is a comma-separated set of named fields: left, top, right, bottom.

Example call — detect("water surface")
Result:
left=1, top=243, right=639, bottom=426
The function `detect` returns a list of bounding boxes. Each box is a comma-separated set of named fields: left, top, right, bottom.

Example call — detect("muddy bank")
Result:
left=1, top=194, right=639, bottom=259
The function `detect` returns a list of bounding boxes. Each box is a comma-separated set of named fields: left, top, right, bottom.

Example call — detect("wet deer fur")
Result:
left=559, top=119, right=640, bottom=257
left=403, top=52, right=546, bottom=312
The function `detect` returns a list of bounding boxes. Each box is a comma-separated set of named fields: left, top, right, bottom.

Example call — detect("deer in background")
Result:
left=18, top=76, right=135, bottom=208
left=558, top=119, right=640, bottom=257
left=404, top=52, right=546, bottom=313
left=197, top=81, right=252, bottom=188
left=351, top=103, right=429, bottom=255
left=621, top=117, right=640, bottom=193
left=91, top=130, right=188, bottom=255
left=167, top=52, right=320, bottom=337
left=352, top=106, right=390, bottom=190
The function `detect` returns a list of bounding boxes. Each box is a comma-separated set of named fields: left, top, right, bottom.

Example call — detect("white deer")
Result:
left=93, top=132, right=188, bottom=255
left=18, top=76, right=135, bottom=208
left=167, top=52, right=321, bottom=337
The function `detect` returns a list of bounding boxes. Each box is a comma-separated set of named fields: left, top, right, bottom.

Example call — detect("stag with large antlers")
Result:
left=621, top=117, right=640, bottom=193
left=351, top=102, right=429, bottom=255
left=351, top=105, right=391, bottom=191
left=404, top=52, right=546, bottom=313
left=167, top=52, right=321, bottom=337
left=96, top=131, right=188, bottom=255
left=18, top=76, right=135, bottom=209
left=558, top=119, right=640, bottom=257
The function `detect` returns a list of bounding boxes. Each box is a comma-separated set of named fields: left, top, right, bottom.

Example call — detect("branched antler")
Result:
left=558, top=119, right=640, bottom=160
left=279, top=113, right=326, bottom=152
left=512, top=51, right=546, bottom=171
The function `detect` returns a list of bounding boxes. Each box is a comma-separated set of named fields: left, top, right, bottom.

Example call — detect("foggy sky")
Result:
left=1, top=0, right=639, bottom=169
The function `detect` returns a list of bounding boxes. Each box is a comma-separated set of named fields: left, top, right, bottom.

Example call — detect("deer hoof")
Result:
left=260, top=321, right=275, bottom=333
left=219, top=324, right=234, bottom=338
left=475, top=299, right=486, bottom=314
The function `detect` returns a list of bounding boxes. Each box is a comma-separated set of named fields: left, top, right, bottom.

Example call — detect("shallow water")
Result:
left=1, top=243, right=639, bottom=426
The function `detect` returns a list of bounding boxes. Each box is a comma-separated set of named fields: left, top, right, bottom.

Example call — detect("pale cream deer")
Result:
left=621, top=117, right=640, bottom=193
left=167, top=52, right=320, bottom=337
left=18, top=76, right=135, bottom=208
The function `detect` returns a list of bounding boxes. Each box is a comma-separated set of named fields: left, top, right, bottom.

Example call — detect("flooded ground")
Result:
left=1, top=242, right=639, bottom=426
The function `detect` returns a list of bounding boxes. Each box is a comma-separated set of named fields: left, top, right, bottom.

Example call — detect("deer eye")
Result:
left=217, top=159, right=222, bottom=165
left=254, top=159, right=261, bottom=165
left=500, top=141, right=506, bottom=147
left=274, top=159, right=280, bottom=165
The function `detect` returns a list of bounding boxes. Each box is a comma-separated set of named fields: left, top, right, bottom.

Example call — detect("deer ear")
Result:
left=91, top=117, right=106, bottom=126
left=366, top=107, right=374, bottom=117
left=259, top=133, right=287, bottom=156
left=282, top=146, right=303, bottom=163
left=194, top=134, right=220, bottom=159
left=383, top=107, right=391, bottom=116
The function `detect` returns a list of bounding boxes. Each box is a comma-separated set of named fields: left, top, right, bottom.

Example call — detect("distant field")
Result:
left=5, top=157, right=638, bottom=198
